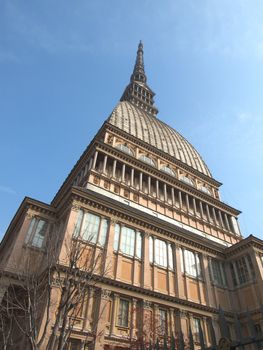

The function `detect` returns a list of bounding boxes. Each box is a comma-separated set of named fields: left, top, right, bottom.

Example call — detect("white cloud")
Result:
left=0, top=185, right=17, bottom=195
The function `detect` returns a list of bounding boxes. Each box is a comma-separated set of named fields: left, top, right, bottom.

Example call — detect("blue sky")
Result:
left=1, top=0, right=263, bottom=240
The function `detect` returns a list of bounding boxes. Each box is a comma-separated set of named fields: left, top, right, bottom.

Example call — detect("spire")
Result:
left=131, top=40, right=146, bottom=83
left=120, top=41, right=158, bottom=117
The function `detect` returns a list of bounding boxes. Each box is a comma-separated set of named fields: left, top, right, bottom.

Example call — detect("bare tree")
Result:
left=0, top=223, right=108, bottom=350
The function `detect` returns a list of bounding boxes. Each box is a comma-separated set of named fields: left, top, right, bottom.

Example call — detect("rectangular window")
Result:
left=193, top=318, right=201, bottom=342
left=117, top=299, right=129, bottom=327
left=155, top=239, right=167, bottom=267
left=159, top=309, right=167, bottom=334
left=25, top=218, right=48, bottom=249
left=183, top=249, right=202, bottom=278
left=210, top=259, right=226, bottom=287
left=75, top=210, right=108, bottom=246
left=121, top=227, right=135, bottom=256
left=231, top=254, right=256, bottom=286
left=114, top=224, right=142, bottom=258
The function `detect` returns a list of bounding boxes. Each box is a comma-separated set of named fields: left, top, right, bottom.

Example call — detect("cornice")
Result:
left=95, top=140, right=241, bottom=216
left=225, top=235, right=263, bottom=257
left=105, top=122, right=222, bottom=187
left=70, top=186, right=227, bottom=256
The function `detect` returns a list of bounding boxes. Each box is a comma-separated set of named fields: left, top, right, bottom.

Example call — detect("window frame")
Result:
left=113, top=224, right=142, bottom=259
left=117, top=298, right=129, bottom=328
left=115, top=143, right=134, bottom=157
left=182, top=248, right=202, bottom=279
left=139, top=154, right=156, bottom=167
left=74, top=210, right=109, bottom=247
left=25, top=217, right=48, bottom=249
left=160, top=165, right=176, bottom=177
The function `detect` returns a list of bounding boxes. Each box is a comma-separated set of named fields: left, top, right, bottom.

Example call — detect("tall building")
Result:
left=1, top=42, right=263, bottom=350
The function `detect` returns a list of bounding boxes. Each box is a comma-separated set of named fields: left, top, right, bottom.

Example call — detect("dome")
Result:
left=108, top=101, right=211, bottom=177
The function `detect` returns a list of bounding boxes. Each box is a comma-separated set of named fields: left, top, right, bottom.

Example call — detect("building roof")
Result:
left=108, top=100, right=212, bottom=177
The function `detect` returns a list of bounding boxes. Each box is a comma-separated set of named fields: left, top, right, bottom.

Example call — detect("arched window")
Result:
left=200, top=186, right=212, bottom=195
left=115, top=143, right=134, bottom=157
left=139, top=154, right=156, bottom=167
left=180, top=176, right=194, bottom=186
left=161, top=166, right=175, bottom=177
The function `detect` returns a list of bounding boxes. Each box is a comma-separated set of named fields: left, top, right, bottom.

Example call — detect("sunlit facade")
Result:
left=1, top=42, right=263, bottom=350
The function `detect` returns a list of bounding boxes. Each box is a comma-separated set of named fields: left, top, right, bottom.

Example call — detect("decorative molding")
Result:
left=101, top=289, right=112, bottom=300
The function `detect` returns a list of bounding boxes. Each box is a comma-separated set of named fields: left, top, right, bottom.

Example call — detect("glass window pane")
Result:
left=118, top=299, right=129, bottom=327
left=136, top=232, right=142, bottom=259
left=32, top=220, right=47, bottom=248
left=114, top=224, right=120, bottom=251
left=149, top=236, right=153, bottom=263
left=98, top=219, right=108, bottom=246
left=25, top=218, right=36, bottom=243
left=155, top=239, right=167, bottom=267
left=82, top=213, right=100, bottom=243
left=120, top=227, right=135, bottom=256
left=168, top=244, right=174, bottom=269
left=74, top=210, right=84, bottom=237
left=184, top=249, right=197, bottom=277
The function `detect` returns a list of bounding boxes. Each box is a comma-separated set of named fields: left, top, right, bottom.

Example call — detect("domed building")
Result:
left=0, top=42, right=263, bottom=350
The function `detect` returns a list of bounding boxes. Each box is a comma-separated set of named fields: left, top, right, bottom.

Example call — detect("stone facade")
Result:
left=1, top=42, right=263, bottom=350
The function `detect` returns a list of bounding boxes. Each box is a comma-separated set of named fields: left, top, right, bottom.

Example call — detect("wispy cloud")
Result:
left=0, top=185, right=17, bottom=195
left=0, top=50, right=19, bottom=63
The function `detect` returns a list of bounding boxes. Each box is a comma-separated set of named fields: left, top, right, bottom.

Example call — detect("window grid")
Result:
left=231, top=255, right=256, bottom=286
left=118, top=299, right=129, bottom=327
left=183, top=249, right=202, bottom=278
left=155, top=239, right=167, bottom=267
left=210, top=259, right=226, bottom=287
left=25, top=218, right=48, bottom=249
left=75, top=210, right=108, bottom=247
left=114, top=224, right=142, bottom=258
left=159, top=309, right=167, bottom=334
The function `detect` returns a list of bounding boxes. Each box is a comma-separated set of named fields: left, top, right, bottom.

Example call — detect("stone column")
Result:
left=105, top=218, right=118, bottom=278
left=130, top=298, right=137, bottom=340
left=131, top=168, right=135, bottom=187
left=92, top=151, right=98, bottom=169
left=148, top=176, right=151, bottom=195
left=218, top=210, right=225, bottom=229
left=186, top=194, right=190, bottom=212
left=206, top=204, right=212, bottom=224
left=156, top=180, right=159, bottom=198
left=224, top=213, right=231, bottom=231
left=85, top=287, right=95, bottom=331
left=171, top=188, right=175, bottom=206
left=102, top=154, right=108, bottom=174
left=110, top=293, right=118, bottom=336
left=143, top=233, right=151, bottom=289
left=231, top=216, right=241, bottom=235
left=93, top=289, right=111, bottom=350
left=142, top=300, right=152, bottom=343
left=139, top=172, right=143, bottom=191
left=199, top=201, right=204, bottom=220
left=164, top=183, right=167, bottom=202
left=112, top=160, right=117, bottom=178
left=175, top=246, right=185, bottom=298
left=212, top=207, right=218, bottom=226
left=193, top=197, right=197, bottom=216
left=202, top=254, right=214, bottom=307
left=178, top=191, right=183, bottom=209
left=122, top=163, right=126, bottom=182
